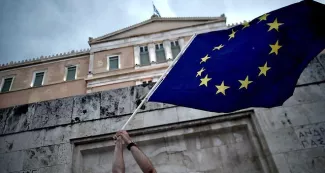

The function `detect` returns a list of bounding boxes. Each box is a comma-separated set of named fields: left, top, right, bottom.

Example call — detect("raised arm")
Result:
left=112, top=136, right=125, bottom=173
left=116, top=131, right=157, bottom=173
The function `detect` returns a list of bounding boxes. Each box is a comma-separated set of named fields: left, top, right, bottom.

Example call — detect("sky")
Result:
left=0, top=0, right=324, bottom=64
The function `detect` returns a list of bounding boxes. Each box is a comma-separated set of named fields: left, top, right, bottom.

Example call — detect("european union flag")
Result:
left=148, top=0, right=325, bottom=113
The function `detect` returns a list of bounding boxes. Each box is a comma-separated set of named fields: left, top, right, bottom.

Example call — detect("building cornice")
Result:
left=89, top=16, right=226, bottom=44
left=87, top=63, right=169, bottom=88
left=90, top=22, right=227, bottom=53
left=0, top=49, right=90, bottom=71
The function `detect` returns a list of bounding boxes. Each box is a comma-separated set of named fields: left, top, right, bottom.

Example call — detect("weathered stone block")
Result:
left=72, top=92, right=100, bottom=122
left=165, top=135, right=186, bottom=152
left=22, top=143, right=71, bottom=170
left=297, top=58, right=325, bottom=85
left=23, top=145, right=59, bottom=170
left=211, top=130, right=236, bottom=147
left=263, top=127, right=303, bottom=154
left=57, top=143, right=72, bottom=165
left=271, top=153, right=291, bottom=173
left=35, top=164, right=71, bottom=173
left=71, top=118, right=111, bottom=139
left=285, top=147, right=325, bottom=173
left=218, top=144, right=241, bottom=173
left=110, top=113, right=144, bottom=132
left=0, top=151, right=25, bottom=173
left=202, top=147, right=227, bottom=172
left=176, top=107, right=216, bottom=121
left=233, top=140, right=257, bottom=161
left=0, top=132, right=31, bottom=154
left=300, top=101, right=325, bottom=124
left=0, top=107, right=12, bottom=135
left=138, top=138, right=167, bottom=158
left=143, top=107, right=178, bottom=127
left=100, top=87, right=132, bottom=118
left=3, top=104, right=34, bottom=134
left=0, top=130, right=46, bottom=154
left=31, top=98, right=73, bottom=129
left=255, top=105, right=311, bottom=131
left=130, top=84, right=163, bottom=113
left=294, top=122, right=325, bottom=149
left=44, top=125, right=72, bottom=146
left=283, top=84, right=325, bottom=106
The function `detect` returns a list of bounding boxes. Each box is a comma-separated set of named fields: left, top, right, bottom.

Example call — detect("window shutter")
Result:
left=140, top=53, right=150, bottom=66
left=156, top=49, right=166, bottom=62
left=155, top=44, right=166, bottom=63
left=171, top=47, right=181, bottom=59
left=33, top=72, right=44, bottom=87
left=66, top=66, right=77, bottom=81
left=1, top=78, right=13, bottom=92
left=171, top=41, right=181, bottom=59
left=109, top=56, right=119, bottom=70
left=140, top=46, right=150, bottom=66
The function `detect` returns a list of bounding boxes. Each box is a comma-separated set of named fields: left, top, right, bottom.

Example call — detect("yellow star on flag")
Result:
left=258, top=13, right=269, bottom=23
left=242, top=21, right=250, bottom=29
left=269, top=40, right=282, bottom=55
left=199, top=74, right=212, bottom=87
left=258, top=62, right=271, bottom=76
left=200, top=54, right=210, bottom=64
left=238, top=76, right=253, bottom=89
left=213, top=44, right=224, bottom=51
left=215, top=81, right=230, bottom=95
left=196, top=68, right=205, bottom=77
left=228, top=29, right=237, bottom=40
left=267, top=18, right=283, bottom=32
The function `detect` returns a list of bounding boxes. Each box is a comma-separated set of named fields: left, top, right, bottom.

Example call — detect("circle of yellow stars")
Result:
left=196, top=13, right=283, bottom=96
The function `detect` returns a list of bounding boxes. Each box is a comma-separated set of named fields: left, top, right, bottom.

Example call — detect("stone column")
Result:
left=135, top=80, right=142, bottom=85
left=178, top=38, right=185, bottom=50
left=153, top=76, right=160, bottom=82
left=148, top=43, right=156, bottom=64
left=163, top=40, right=173, bottom=60
left=134, top=46, right=140, bottom=68
left=88, top=52, right=94, bottom=77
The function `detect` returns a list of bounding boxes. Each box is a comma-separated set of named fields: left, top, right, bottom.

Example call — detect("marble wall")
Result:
left=78, top=116, right=265, bottom=173
left=0, top=54, right=325, bottom=173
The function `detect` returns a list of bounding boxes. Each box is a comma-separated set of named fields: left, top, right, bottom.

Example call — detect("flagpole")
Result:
left=121, top=34, right=197, bottom=130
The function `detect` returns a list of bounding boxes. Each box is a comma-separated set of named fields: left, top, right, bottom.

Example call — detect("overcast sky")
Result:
left=0, top=0, right=324, bottom=64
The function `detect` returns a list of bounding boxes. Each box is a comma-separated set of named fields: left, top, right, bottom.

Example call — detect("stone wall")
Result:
left=0, top=55, right=324, bottom=173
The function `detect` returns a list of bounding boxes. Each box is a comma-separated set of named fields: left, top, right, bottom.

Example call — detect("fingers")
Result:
left=113, top=133, right=122, bottom=140
left=114, top=131, right=131, bottom=144
left=118, top=130, right=128, bottom=135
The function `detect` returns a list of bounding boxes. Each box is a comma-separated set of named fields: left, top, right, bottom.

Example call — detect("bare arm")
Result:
left=112, top=137, right=125, bottom=173
left=117, top=131, right=157, bottom=173
left=129, top=144, right=157, bottom=173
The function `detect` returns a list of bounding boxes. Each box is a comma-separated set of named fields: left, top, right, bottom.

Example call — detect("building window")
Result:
left=1, top=77, right=14, bottom=93
left=32, top=71, right=45, bottom=87
left=107, top=55, right=120, bottom=70
left=66, top=66, right=77, bottom=81
left=171, top=41, right=181, bottom=59
left=155, top=43, right=166, bottom=63
left=140, top=46, right=150, bottom=66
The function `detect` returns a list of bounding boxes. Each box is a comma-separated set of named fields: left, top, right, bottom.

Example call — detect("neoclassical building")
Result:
left=0, top=15, right=227, bottom=108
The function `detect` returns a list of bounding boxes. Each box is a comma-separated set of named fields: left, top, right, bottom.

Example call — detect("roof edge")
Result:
left=88, top=16, right=226, bottom=45
left=0, top=48, right=90, bottom=71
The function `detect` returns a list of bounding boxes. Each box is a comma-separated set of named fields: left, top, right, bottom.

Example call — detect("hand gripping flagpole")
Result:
left=121, top=34, right=197, bottom=130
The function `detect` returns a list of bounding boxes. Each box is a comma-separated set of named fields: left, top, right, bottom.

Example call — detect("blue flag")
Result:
left=153, top=3, right=161, bottom=17
left=148, top=0, right=325, bottom=113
